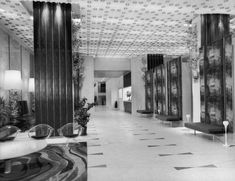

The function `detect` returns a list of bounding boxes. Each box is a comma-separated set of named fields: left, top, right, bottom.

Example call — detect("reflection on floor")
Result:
left=87, top=107, right=235, bottom=181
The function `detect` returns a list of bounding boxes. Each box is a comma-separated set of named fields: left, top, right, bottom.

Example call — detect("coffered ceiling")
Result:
left=1, top=0, right=235, bottom=58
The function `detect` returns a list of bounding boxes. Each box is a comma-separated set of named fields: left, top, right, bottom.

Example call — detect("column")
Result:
left=33, top=2, right=73, bottom=136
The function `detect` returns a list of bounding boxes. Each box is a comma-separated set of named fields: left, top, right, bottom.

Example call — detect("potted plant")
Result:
left=0, top=97, right=10, bottom=128
left=74, top=98, right=94, bottom=136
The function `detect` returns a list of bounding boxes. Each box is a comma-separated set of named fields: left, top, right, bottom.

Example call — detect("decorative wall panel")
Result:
left=9, top=39, right=21, bottom=71
left=200, top=35, right=233, bottom=131
left=199, top=50, right=206, bottom=123
left=154, top=65, right=166, bottom=115
left=167, top=57, right=182, bottom=117
left=206, top=41, right=223, bottom=125
left=34, top=2, right=73, bottom=136
left=145, top=70, right=153, bottom=111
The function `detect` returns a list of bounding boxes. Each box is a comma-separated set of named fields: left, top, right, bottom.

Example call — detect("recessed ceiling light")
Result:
left=0, top=8, right=5, bottom=13
left=73, top=18, right=81, bottom=23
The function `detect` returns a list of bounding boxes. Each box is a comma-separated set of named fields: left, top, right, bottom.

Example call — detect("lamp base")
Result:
left=223, top=144, right=230, bottom=147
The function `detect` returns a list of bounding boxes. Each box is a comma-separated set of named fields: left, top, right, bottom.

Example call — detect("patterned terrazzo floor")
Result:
left=86, top=107, right=235, bottom=181
left=14, top=106, right=235, bottom=181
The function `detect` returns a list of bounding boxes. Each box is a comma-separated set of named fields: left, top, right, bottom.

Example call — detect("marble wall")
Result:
left=80, top=56, right=95, bottom=106
left=131, top=56, right=146, bottom=115
left=181, top=62, right=192, bottom=122
left=0, top=27, right=32, bottom=111
left=106, top=76, right=123, bottom=110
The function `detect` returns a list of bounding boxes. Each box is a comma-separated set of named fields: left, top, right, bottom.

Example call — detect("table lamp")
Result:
left=4, top=70, right=21, bottom=90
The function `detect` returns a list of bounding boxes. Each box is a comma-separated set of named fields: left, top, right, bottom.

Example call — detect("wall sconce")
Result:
left=28, top=78, right=35, bottom=92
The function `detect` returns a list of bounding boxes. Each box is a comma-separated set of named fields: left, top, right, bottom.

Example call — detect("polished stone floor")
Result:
left=86, top=107, right=235, bottom=181
left=14, top=107, right=235, bottom=181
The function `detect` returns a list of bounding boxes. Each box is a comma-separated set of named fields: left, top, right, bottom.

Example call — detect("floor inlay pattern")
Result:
left=89, top=164, right=107, bottom=168
left=159, top=152, right=193, bottom=156
left=175, top=164, right=217, bottom=170
left=89, top=152, right=104, bottom=155
left=87, top=108, right=235, bottom=181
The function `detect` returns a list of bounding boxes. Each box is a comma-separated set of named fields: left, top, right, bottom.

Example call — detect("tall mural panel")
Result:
left=206, top=40, right=223, bottom=125
left=145, top=70, right=153, bottom=111
left=155, top=65, right=166, bottom=115
left=200, top=35, right=233, bottom=132
left=167, top=57, right=182, bottom=118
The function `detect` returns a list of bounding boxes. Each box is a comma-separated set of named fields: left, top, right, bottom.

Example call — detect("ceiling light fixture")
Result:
left=73, top=18, right=81, bottom=24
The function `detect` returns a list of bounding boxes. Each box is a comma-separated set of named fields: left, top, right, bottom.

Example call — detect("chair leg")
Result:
left=4, top=160, right=11, bottom=174
left=194, top=130, right=196, bottom=135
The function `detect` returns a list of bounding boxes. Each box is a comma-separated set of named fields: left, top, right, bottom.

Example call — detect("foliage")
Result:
left=74, top=98, right=94, bottom=127
left=72, top=21, right=84, bottom=89
left=0, top=97, right=10, bottom=127
left=186, top=23, right=200, bottom=71
left=73, top=52, right=85, bottom=87
left=9, top=91, right=20, bottom=116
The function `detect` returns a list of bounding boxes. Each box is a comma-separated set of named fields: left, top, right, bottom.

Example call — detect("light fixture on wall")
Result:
left=28, top=78, right=35, bottom=92
left=4, top=70, right=22, bottom=116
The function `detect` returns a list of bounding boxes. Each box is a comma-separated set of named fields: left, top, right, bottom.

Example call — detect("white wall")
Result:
left=94, top=57, right=130, bottom=71
left=106, top=76, right=124, bottom=110
left=131, top=56, right=146, bottom=115
left=182, top=62, right=192, bottom=122
left=191, top=15, right=201, bottom=123
left=0, top=28, right=31, bottom=111
left=192, top=75, right=200, bottom=122
left=80, top=56, right=94, bottom=105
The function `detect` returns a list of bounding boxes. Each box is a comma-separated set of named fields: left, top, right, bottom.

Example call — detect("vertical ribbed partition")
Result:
left=33, top=2, right=72, bottom=136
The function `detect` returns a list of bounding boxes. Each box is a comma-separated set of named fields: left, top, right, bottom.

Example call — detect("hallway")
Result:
left=87, top=108, right=235, bottom=181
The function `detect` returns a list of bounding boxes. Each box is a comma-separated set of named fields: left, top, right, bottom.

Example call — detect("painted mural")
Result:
left=200, top=35, right=233, bottom=131
left=145, top=70, right=153, bottom=111
left=155, top=64, right=166, bottom=115
left=167, top=57, right=182, bottom=117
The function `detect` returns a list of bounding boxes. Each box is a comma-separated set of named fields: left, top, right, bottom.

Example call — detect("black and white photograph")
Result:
left=0, top=0, right=235, bottom=180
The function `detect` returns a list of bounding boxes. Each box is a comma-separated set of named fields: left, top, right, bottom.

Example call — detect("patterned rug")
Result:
left=0, top=142, right=87, bottom=181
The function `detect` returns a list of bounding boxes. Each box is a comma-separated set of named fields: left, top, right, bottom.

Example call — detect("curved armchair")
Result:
left=28, top=124, right=54, bottom=139
left=0, top=125, right=20, bottom=142
left=57, top=123, right=83, bottom=138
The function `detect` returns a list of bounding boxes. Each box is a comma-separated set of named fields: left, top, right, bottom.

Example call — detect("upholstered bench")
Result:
left=137, top=110, right=153, bottom=118
left=155, top=114, right=182, bottom=126
left=155, top=114, right=181, bottom=121
left=137, top=110, right=153, bottom=114
left=184, top=122, right=224, bottom=140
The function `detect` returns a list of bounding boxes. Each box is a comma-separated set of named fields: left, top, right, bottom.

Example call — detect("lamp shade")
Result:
left=29, top=78, right=35, bottom=92
left=4, top=70, right=22, bottom=90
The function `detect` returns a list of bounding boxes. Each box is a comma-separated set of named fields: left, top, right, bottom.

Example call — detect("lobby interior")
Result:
left=1, top=0, right=235, bottom=181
